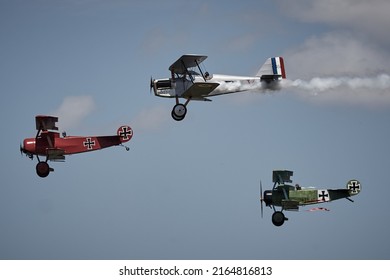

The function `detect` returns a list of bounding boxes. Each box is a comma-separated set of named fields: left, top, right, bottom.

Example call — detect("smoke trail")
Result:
left=281, top=74, right=390, bottom=106
left=214, top=79, right=280, bottom=94
left=214, top=74, right=390, bottom=106
left=214, top=74, right=390, bottom=95
left=283, top=74, right=390, bottom=93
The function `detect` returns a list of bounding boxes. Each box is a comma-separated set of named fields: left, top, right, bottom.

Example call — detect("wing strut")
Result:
left=180, top=60, right=194, bottom=83
left=195, top=59, right=207, bottom=82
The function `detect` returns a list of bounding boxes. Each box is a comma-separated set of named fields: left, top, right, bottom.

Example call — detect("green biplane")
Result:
left=260, top=170, right=361, bottom=226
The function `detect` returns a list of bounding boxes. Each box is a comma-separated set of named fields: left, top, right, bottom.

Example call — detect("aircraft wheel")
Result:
left=36, top=162, right=50, bottom=178
left=272, top=211, right=286, bottom=227
left=171, top=104, right=187, bottom=121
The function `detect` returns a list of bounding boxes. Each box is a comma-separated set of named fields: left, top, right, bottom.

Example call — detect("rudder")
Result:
left=117, top=125, right=133, bottom=143
left=256, top=56, right=286, bottom=81
left=346, top=179, right=361, bottom=196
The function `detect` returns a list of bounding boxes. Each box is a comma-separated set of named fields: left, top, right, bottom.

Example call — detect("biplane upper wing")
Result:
left=182, top=82, right=220, bottom=100
left=169, top=55, right=208, bottom=74
left=35, top=115, right=59, bottom=131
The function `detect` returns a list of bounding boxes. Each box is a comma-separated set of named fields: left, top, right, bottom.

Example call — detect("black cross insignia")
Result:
left=348, top=181, right=360, bottom=192
left=83, top=138, right=96, bottom=150
left=119, top=126, right=132, bottom=140
left=318, top=190, right=329, bottom=201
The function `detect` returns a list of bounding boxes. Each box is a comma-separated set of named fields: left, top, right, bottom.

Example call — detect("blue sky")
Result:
left=1, top=0, right=390, bottom=259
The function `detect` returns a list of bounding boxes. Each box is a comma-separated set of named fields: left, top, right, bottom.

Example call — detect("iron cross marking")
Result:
left=348, top=181, right=360, bottom=192
left=83, top=138, right=96, bottom=150
left=319, top=190, right=329, bottom=201
left=119, top=126, right=132, bottom=140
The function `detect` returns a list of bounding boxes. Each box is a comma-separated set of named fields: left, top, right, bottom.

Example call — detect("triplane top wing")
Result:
left=169, top=55, right=208, bottom=74
left=272, top=170, right=293, bottom=185
left=35, top=115, right=58, bottom=131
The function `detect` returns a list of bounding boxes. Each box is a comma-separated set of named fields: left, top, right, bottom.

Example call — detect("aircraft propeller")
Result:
left=260, top=180, right=264, bottom=218
left=20, top=143, right=33, bottom=159
left=150, top=76, right=154, bottom=94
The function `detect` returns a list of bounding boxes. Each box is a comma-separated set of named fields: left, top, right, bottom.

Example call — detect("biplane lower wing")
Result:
left=182, top=82, right=219, bottom=100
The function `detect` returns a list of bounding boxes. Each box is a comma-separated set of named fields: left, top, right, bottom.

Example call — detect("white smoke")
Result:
left=281, top=74, right=390, bottom=106
left=214, top=80, right=280, bottom=95
left=214, top=74, right=390, bottom=106
left=285, top=74, right=390, bottom=92
left=52, top=95, right=96, bottom=131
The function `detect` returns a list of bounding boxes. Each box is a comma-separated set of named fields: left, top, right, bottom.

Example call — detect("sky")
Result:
left=1, top=0, right=390, bottom=260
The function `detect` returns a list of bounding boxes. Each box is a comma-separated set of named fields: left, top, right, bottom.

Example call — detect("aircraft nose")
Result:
left=22, top=138, right=35, bottom=154
left=263, top=190, right=273, bottom=206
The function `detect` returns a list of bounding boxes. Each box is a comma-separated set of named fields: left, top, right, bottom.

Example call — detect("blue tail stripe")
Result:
left=271, top=57, right=277, bottom=75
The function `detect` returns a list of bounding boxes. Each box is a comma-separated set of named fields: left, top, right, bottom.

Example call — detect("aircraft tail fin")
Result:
left=256, top=57, right=286, bottom=81
left=117, top=125, right=133, bottom=143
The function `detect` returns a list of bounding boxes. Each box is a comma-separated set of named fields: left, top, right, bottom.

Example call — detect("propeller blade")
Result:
left=150, top=76, right=154, bottom=94
left=260, top=180, right=264, bottom=218
left=20, top=143, right=23, bottom=156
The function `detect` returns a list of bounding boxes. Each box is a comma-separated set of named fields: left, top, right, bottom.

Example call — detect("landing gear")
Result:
left=35, top=159, right=54, bottom=178
left=272, top=211, right=288, bottom=227
left=36, top=162, right=50, bottom=178
left=171, top=96, right=191, bottom=121
left=171, top=103, right=187, bottom=121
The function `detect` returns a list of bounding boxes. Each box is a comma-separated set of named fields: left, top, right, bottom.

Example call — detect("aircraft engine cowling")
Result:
left=156, top=79, right=173, bottom=89
left=263, top=190, right=273, bottom=206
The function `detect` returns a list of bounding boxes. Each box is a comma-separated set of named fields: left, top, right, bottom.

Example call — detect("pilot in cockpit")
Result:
left=204, top=71, right=212, bottom=80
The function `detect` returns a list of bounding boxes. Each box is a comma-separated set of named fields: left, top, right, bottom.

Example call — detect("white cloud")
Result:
left=130, top=105, right=171, bottom=133
left=285, top=32, right=390, bottom=79
left=52, top=95, right=96, bottom=131
left=278, top=0, right=390, bottom=46
left=275, top=0, right=390, bottom=107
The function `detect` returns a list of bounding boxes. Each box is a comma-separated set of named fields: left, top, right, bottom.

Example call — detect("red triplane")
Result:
left=20, top=115, right=133, bottom=177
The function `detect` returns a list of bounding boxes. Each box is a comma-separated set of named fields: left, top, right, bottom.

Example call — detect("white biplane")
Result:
left=150, top=54, right=286, bottom=121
